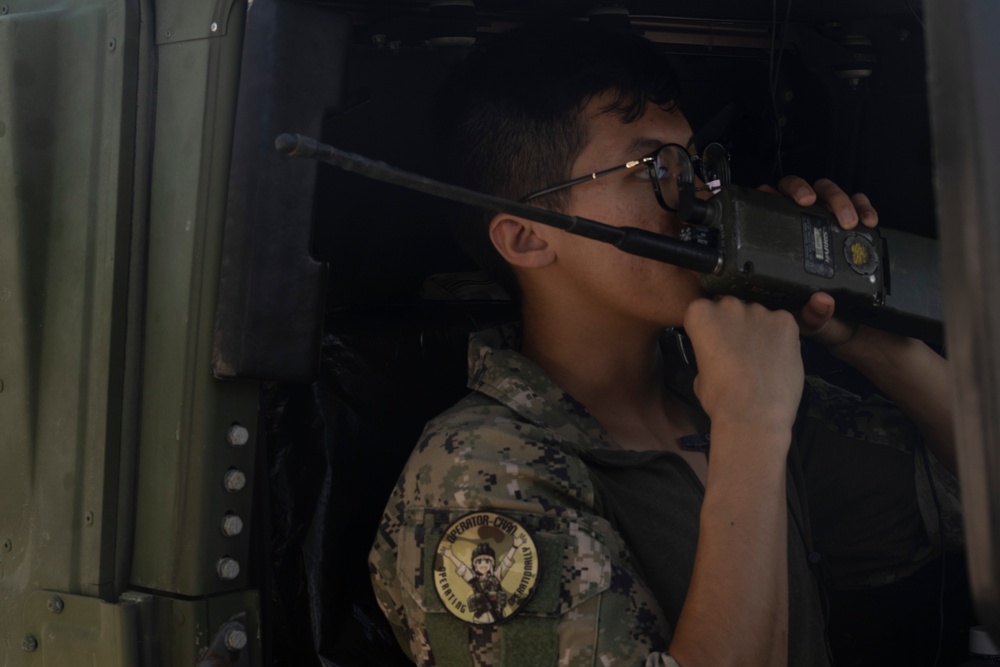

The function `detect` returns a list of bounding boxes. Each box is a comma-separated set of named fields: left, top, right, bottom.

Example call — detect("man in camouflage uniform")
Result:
left=369, top=21, right=961, bottom=667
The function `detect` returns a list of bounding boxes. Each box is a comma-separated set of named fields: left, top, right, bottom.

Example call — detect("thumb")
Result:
left=798, top=292, right=835, bottom=335
left=799, top=292, right=861, bottom=347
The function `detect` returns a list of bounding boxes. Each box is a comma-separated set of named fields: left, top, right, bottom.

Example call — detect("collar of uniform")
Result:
left=466, top=324, right=620, bottom=452
left=661, top=328, right=700, bottom=406
left=465, top=326, right=704, bottom=454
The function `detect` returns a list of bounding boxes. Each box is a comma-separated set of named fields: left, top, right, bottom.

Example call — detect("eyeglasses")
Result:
left=520, top=142, right=730, bottom=213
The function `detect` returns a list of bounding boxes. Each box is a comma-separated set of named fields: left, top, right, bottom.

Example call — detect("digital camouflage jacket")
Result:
left=369, top=326, right=963, bottom=667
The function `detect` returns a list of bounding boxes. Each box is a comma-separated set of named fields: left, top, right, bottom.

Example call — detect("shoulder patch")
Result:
left=434, top=511, right=540, bottom=625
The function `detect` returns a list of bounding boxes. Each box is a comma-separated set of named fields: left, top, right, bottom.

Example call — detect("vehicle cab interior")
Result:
left=218, top=1, right=982, bottom=665
left=6, top=0, right=1000, bottom=664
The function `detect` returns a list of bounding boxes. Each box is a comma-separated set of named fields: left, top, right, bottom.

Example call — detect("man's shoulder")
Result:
left=426, top=390, right=516, bottom=430
left=416, top=392, right=554, bottom=457
left=392, top=392, right=596, bottom=512
left=800, top=375, right=917, bottom=451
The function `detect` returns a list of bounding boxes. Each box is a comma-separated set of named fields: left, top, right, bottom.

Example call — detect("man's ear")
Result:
left=488, top=214, right=556, bottom=268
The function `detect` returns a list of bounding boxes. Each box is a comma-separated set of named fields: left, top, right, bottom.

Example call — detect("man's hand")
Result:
left=763, top=176, right=956, bottom=473
left=684, top=296, right=804, bottom=449
left=771, top=175, right=878, bottom=230
left=763, top=176, right=879, bottom=347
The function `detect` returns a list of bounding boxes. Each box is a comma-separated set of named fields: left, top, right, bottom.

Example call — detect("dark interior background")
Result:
left=312, top=0, right=937, bottom=308
left=245, top=2, right=976, bottom=666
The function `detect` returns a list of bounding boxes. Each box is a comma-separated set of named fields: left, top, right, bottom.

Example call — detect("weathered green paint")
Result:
left=121, top=589, right=261, bottom=665
left=155, top=0, right=239, bottom=45
left=19, top=588, right=261, bottom=665
left=21, top=590, right=140, bottom=665
left=0, top=0, right=262, bottom=661
left=0, top=0, right=141, bottom=662
left=129, top=0, right=260, bottom=597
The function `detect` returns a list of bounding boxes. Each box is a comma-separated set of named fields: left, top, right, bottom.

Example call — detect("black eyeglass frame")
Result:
left=519, top=142, right=730, bottom=213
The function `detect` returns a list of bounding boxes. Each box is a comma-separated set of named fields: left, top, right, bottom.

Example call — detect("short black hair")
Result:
left=433, top=21, right=681, bottom=298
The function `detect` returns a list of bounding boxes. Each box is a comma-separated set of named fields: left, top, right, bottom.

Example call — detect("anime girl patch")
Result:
left=434, top=511, right=540, bottom=625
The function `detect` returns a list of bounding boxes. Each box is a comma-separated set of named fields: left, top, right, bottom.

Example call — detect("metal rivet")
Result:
left=21, top=635, right=38, bottom=652
left=225, top=628, right=248, bottom=651
left=227, top=424, right=249, bottom=447
left=164, top=30, right=171, bottom=38
left=47, top=595, right=64, bottom=614
left=223, top=468, right=246, bottom=493
left=221, top=513, right=243, bottom=537
left=108, top=38, right=116, bottom=52
left=210, top=21, right=218, bottom=32
left=217, top=557, right=240, bottom=581
left=84, top=511, right=95, bottom=526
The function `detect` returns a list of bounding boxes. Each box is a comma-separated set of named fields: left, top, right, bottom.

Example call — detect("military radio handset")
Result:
left=275, top=133, right=942, bottom=344
left=674, top=174, right=942, bottom=343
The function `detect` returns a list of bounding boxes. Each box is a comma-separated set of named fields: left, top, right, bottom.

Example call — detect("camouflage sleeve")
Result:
left=796, top=376, right=964, bottom=589
left=369, top=402, right=675, bottom=667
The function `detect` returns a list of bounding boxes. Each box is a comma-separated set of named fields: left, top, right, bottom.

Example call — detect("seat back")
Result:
left=264, top=300, right=517, bottom=666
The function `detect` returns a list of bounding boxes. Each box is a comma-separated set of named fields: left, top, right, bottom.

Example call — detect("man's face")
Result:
left=543, top=94, right=707, bottom=330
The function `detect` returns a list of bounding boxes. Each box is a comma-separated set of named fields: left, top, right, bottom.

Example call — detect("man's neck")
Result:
left=518, top=297, right=706, bottom=466
left=519, top=299, right=674, bottom=427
